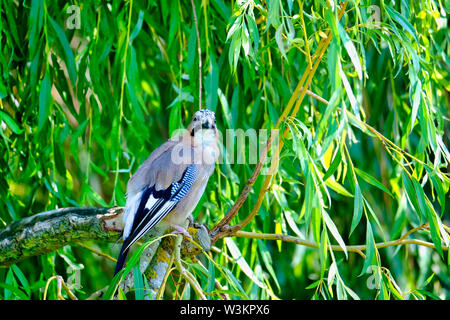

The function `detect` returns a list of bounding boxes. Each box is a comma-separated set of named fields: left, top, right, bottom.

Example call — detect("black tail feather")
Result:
left=114, top=243, right=129, bottom=276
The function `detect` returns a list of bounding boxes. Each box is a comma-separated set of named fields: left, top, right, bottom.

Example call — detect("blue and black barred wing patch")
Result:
left=122, top=164, right=198, bottom=251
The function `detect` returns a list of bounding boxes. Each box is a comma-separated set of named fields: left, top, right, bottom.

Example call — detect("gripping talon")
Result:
left=171, top=225, right=192, bottom=239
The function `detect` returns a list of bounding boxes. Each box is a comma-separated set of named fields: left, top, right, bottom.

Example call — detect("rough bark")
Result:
left=0, top=206, right=212, bottom=299
left=0, top=207, right=124, bottom=267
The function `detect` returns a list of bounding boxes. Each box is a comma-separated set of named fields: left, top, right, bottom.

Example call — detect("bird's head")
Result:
left=188, top=109, right=218, bottom=147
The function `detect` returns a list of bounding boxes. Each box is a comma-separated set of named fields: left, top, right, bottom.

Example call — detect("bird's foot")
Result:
left=186, top=214, right=203, bottom=229
left=170, top=225, right=192, bottom=239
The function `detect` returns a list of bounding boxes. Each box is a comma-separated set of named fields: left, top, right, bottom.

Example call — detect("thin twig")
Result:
left=299, top=87, right=440, bottom=176
left=190, top=255, right=230, bottom=300
left=302, top=85, right=434, bottom=180
left=302, top=87, right=330, bottom=105
left=298, top=0, right=312, bottom=68
left=43, top=275, right=78, bottom=300
left=112, top=0, right=133, bottom=203
left=209, top=2, right=349, bottom=242
left=76, top=242, right=117, bottom=263
left=398, top=223, right=429, bottom=242
left=237, top=21, right=335, bottom=231
left=190, top=0, right=202, bottom=110
left=156, top=252, right=176, bottom=300
left=209, top=17, right=323, bottom=239
left=233, top=229, right=448, bottom=253
left=173, top=221, right=207, bottom=300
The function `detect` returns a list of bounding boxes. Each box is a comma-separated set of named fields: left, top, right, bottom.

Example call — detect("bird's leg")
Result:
left=186, top=214, right=194, bottom=225
left=186, top=214, right=205, bottom=230
left=170, top=224, right=192, bottom=239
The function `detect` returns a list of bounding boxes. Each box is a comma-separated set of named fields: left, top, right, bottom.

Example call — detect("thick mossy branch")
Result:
left=0, top=207, right=124, bottom=267
left=0, top=207, right=210, bottom=268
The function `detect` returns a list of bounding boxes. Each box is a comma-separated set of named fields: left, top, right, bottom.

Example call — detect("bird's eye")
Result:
left=194, top=117, right=198, bottom=121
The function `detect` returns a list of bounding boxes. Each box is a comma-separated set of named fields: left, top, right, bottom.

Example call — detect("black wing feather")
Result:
left=114, top=165, right=197, bottom=275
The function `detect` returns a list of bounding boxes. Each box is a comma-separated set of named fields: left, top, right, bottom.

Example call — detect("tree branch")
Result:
left=1, top=203, right=445, bottom=298
left=0, top=206, right=210, bottom=268
left=0, top=207, right=123, bottom=267
left=209, top=2, right=348, bottom=243
left=190, top=0, right=202, bottom=110
left=234, top=229, right=448, bottom=253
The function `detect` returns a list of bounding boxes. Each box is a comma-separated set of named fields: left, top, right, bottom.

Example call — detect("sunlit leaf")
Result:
left=225, top=238, right=267, bottom=289
left=37, top=71, right=52, bottom=133
left=355, top=168, right=393, bottom=197
left=350, top=183, right=363, bottom=236
left=322, top=210, right=347, bottom=258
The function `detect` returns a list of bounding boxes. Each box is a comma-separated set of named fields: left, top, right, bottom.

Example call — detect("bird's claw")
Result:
left=171, top=225, right=192, bottom=239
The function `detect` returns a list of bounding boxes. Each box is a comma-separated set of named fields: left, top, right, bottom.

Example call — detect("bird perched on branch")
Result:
left=114, top=109, right=219, bottom=275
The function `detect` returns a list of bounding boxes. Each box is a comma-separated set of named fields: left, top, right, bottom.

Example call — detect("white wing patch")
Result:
left=123, top=199, right=177, bottom=251
left=121, top=165, right=198, bottom=252
left=123, top=191, right=143, bottom=238
left=125, top=200, right=176, bottom=250
left=129, top=195, right=163, bottom=239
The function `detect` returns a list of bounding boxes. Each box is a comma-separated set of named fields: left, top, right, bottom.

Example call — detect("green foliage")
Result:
left=0, top=0, right=449, bottom=300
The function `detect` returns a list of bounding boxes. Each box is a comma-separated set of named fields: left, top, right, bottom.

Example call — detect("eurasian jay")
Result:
left=114, top=109, right=219, bottom=275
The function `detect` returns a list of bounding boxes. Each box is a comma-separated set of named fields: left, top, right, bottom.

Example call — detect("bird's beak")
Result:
left=201, top=121, right=215, bottom=129
left=201, top=122, right=210, bottom=129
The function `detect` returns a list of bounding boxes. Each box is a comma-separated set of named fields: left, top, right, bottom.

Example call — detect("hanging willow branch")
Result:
left=209, top=2, right=349, bottom=242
